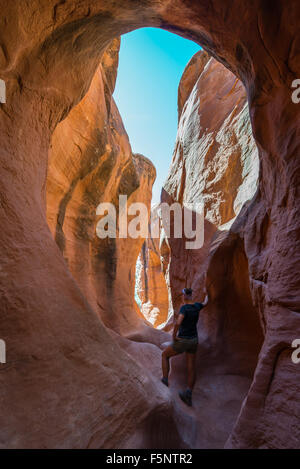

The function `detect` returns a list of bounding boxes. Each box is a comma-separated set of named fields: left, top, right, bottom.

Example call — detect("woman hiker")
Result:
left=161, top=287, right=209, bottom=407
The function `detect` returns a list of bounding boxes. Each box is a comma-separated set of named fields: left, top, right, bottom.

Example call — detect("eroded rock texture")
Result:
left=163, top=51, right=260, bottom=312
left=135, top=207, right=171, bottom=328
left=47, top=40, right=157, bottom=335
left=157, top=51, right=264, bottom=447
left=0, top=0, right=299, bottom=449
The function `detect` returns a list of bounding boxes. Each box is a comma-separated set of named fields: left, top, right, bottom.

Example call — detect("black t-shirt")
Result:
left=178, top=302, right=204, bottom=339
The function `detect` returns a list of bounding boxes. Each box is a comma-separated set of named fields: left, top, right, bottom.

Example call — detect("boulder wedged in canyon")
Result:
left=0, top=0, right=299, bottom=449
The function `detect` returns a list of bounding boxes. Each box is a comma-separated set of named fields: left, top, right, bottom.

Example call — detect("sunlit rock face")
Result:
left=159, top=52, right=265, bottom=447
left=47, top=40, right=157, bottom=335
left=162, top=42, right=299, bottom=449
left=0, top=0, right=299, bottom=449
left=135, top=207, right=171, bottom=328
left=163, top=51, right=259, bottom=312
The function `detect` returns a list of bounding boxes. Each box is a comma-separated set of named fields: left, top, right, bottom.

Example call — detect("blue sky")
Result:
left=113, top=28, right=201, bottom=204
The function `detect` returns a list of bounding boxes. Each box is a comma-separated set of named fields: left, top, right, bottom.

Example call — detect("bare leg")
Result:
left=186, top=352, right=197, bottom=390
left=162, top=346, right=179, bottom=381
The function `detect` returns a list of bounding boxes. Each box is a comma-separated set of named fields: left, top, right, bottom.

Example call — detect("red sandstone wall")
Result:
left=47, top=40, right=157, bottom=336
left=135, top=206, right=171, bottom=328
left=163, top=51, right=260, bottom=313
left=0, top=0, right=299, bottom=449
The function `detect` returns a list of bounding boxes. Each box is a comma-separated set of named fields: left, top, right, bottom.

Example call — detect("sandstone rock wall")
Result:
left=0, top=34, right=173, bottom=449
left=0, top=0, right=299, bottom=449
left=47, top=39, right=156, bottom=335
left=135, top=206, right=171, bottom=328
left=163, top=51, right=260, bottom=312
left=133, top=50, right=266, bottom=449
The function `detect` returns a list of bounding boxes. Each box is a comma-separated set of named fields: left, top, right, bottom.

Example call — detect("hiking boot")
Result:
left=178, top=389, right=192, bottom=406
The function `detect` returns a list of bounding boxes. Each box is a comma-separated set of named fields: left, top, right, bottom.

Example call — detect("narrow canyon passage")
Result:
left=0, top=1, right=299, bottom=449
left=46, top=35, right=264, bottom=448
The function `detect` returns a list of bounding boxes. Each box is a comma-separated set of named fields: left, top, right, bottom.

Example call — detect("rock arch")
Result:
left=0, top=0, right=299, bottom=448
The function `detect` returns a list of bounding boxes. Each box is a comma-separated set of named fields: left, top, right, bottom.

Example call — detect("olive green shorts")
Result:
left=172, top=337, right=198, bottom=354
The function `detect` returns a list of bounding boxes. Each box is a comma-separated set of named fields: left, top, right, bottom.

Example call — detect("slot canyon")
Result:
left=0, top=0, right=299, bottom=449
